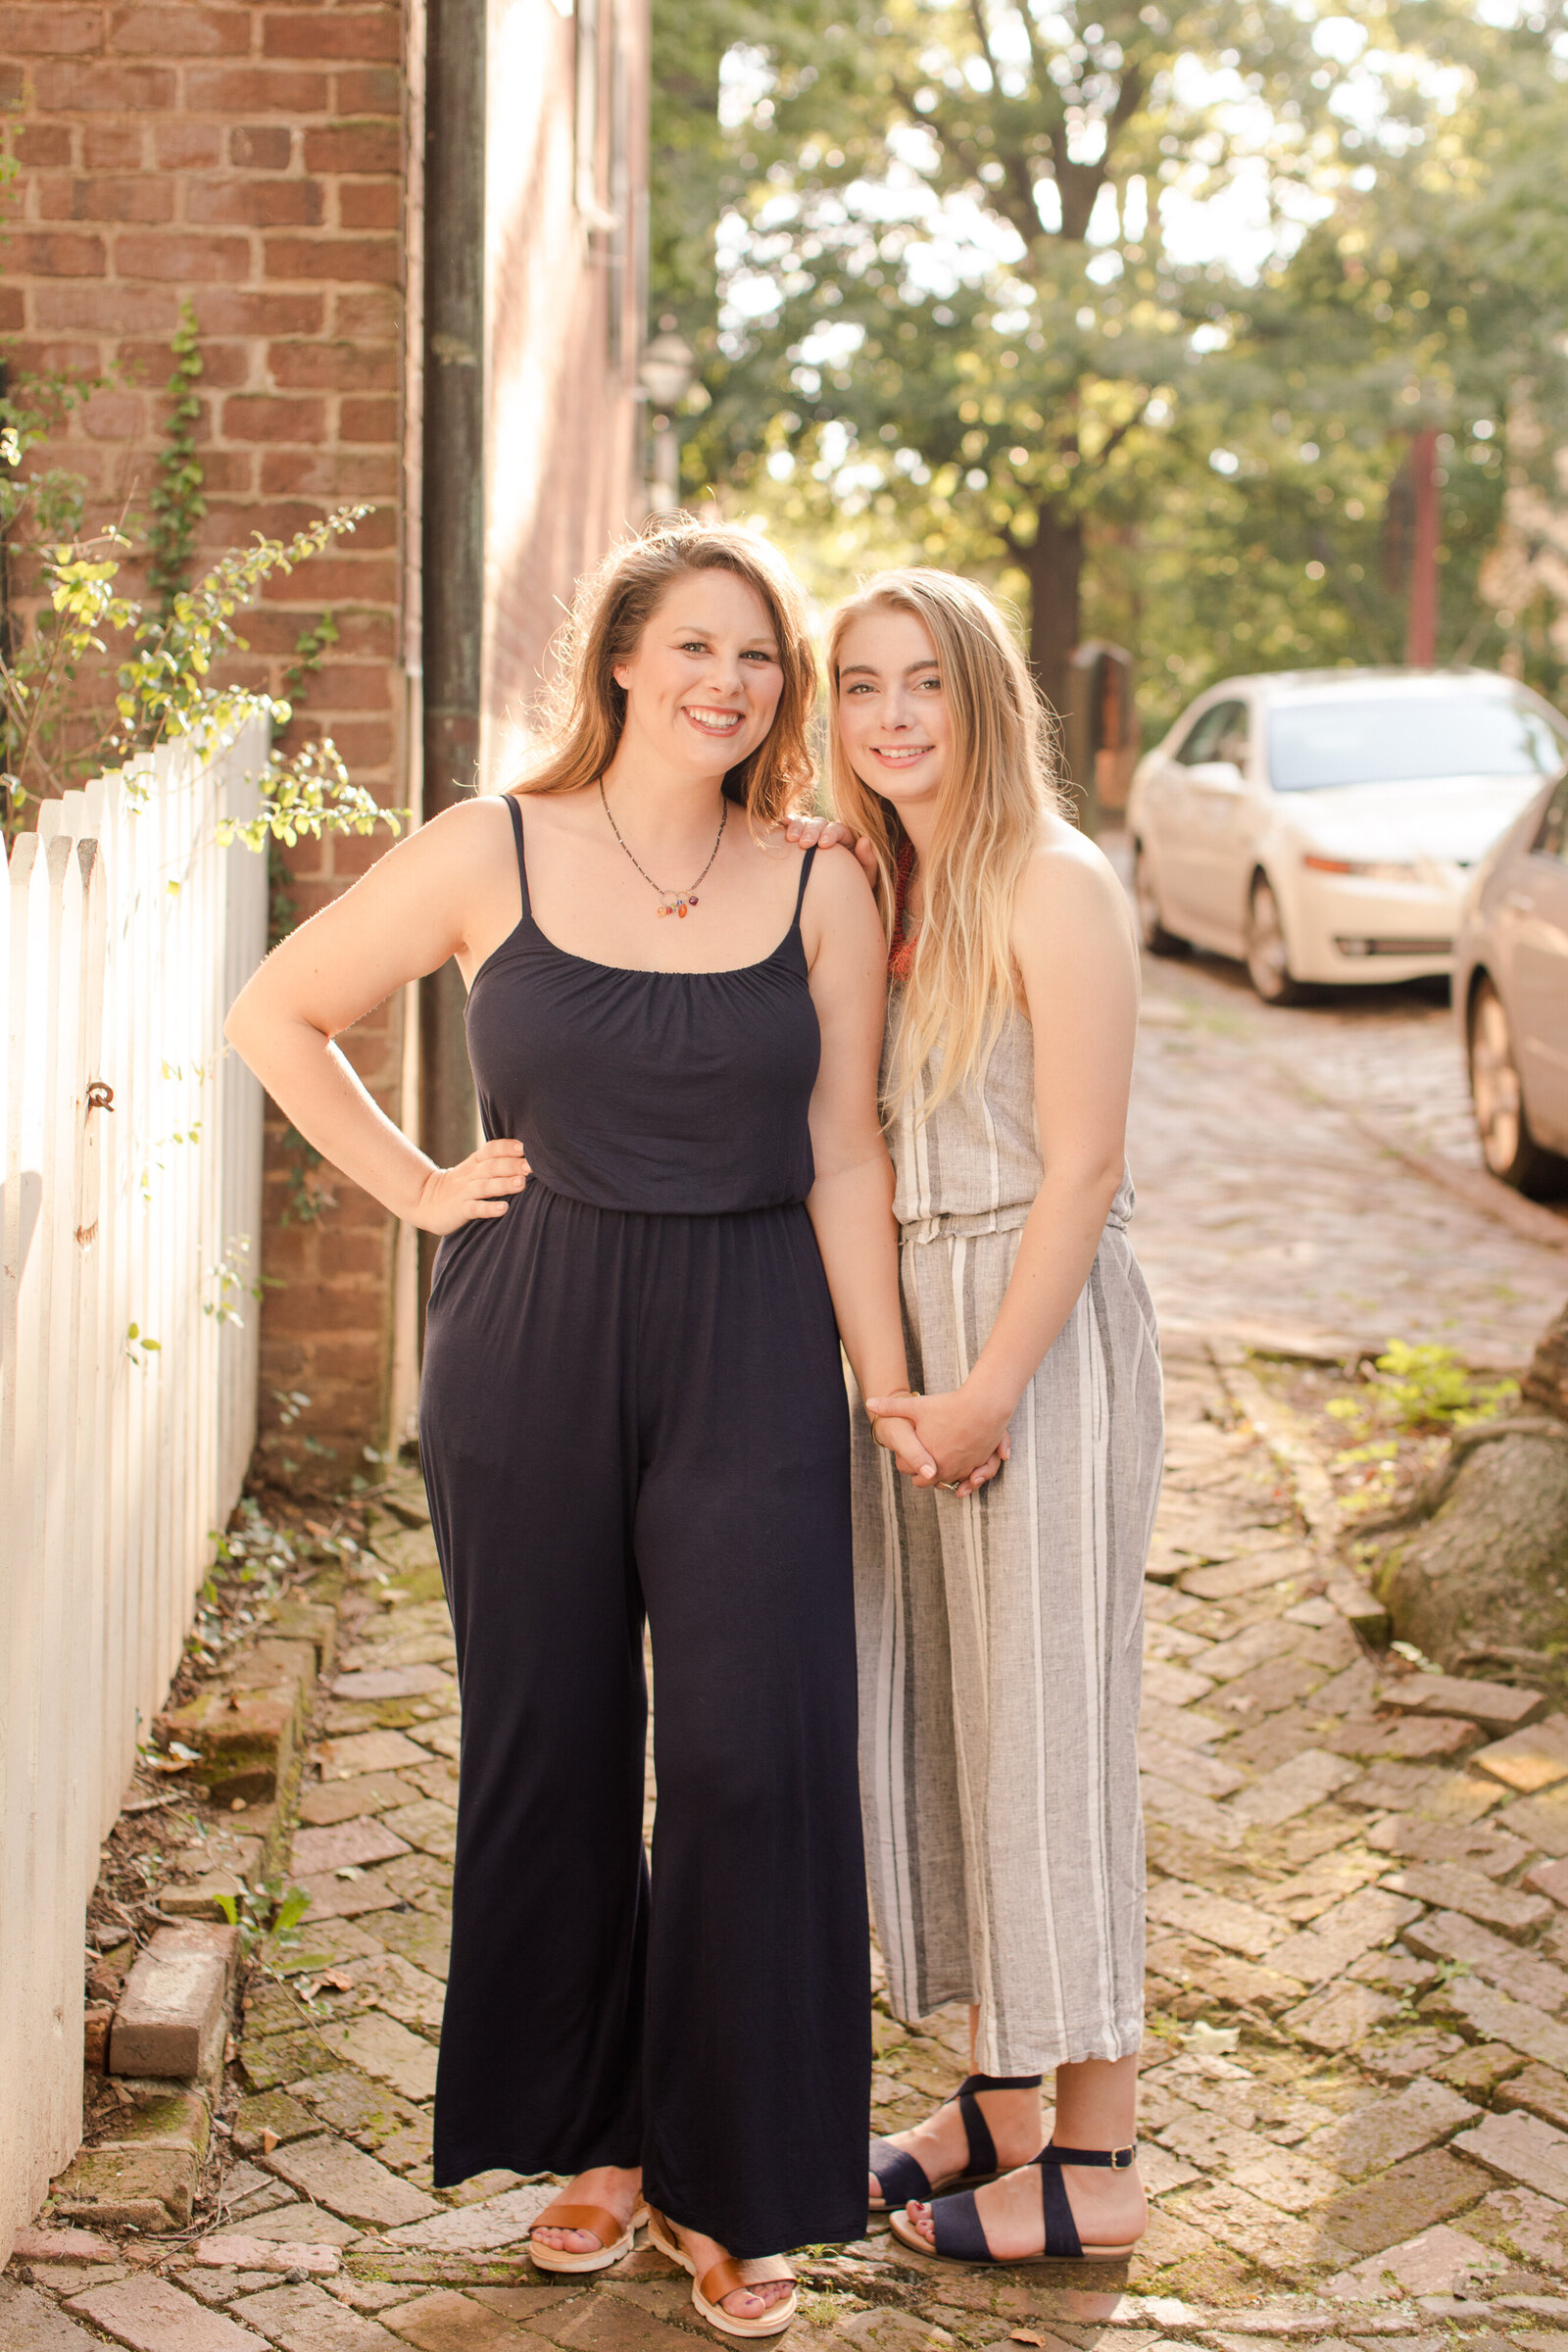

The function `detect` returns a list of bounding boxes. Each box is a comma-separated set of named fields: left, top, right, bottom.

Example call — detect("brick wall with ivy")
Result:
left=1, top=0, right=648, bottom=1488
left=1, top=0, right=415, bottom=1484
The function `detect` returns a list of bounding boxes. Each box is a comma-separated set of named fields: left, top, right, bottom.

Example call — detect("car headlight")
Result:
left=1301, top=854, right=1419, bottom=882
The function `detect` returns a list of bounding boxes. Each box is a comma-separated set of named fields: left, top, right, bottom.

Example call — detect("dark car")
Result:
left=1454, top=766, right=1568, bottom=1197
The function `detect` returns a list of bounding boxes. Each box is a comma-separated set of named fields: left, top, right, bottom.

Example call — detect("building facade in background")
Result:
left=0, top=0, right=650, bottom=1479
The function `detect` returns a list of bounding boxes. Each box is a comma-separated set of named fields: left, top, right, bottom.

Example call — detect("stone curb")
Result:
left=1207, top=1341, right=1390, bottom=1641
left=44, top=1584, right=340, bottom=2234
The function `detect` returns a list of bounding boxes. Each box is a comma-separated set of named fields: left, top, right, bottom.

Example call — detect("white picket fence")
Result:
left=0, top=721, right=269, bottom=2257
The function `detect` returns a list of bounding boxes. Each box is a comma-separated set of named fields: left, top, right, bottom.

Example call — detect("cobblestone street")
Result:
left=9, top=956, right=1568, bottom=2351
left=1127, top=946, right=1564, bottom=1370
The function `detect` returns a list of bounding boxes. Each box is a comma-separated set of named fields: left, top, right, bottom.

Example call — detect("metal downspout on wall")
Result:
left=418, top=0, right=487, bottom=1327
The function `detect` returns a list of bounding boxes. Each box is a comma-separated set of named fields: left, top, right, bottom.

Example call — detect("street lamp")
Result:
left=640, top=318, right=697, bottom=514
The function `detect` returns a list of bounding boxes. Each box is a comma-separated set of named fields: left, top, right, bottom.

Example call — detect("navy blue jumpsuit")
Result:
left=419, top=795, right=870, bottom=2256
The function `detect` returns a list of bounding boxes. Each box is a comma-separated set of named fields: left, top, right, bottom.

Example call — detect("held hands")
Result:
left=867, top=1386, right=1012, bottom=1498
left=415, top=1138, right=531, bottom=1234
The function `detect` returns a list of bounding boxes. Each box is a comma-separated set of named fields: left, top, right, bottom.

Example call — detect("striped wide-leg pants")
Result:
left=850, top=1211, right=1163, bottom=2073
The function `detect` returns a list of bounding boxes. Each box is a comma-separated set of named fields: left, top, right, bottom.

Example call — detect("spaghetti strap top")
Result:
left=461, top=794, right=821, bottom=1216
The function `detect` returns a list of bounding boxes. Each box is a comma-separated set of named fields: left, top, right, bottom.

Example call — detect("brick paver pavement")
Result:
left=15, top=951, right=1568, bottom=2348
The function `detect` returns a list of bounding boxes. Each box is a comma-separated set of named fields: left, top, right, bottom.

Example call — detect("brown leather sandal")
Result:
left=528, top=2192, right=648, bottom=2274
left=646, top=2206, right=797, bottom=2338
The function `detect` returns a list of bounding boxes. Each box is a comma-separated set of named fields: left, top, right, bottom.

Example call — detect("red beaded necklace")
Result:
left=889, top=839, right=919, bottom=983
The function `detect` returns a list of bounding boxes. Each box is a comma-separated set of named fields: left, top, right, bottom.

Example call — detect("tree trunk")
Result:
left=1366, top=1296, right=1568, bottom=1701
left=1523, top=1294, right=1568, bottom=1420
left=1370, top=1424, right=1568, bottom=1699
left=1023, top=503, right=1086, bottom=814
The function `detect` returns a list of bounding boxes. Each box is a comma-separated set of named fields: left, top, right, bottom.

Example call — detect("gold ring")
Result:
left=940, top=1479, right=962, bottom=1493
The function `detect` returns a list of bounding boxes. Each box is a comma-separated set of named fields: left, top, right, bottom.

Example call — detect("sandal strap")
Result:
left=1037, top=2141, right=1138, bottom=2170
left=530, top=2200, right=626, bottom=2250
left=953, top=2087, right=997, bottom=2180
left=928, top=2185, right=994, bottom=2264
left=700, top=2255, right=793, bottom=2308
left=868, top=2135, right=932, bottom=2206
left=1035, top=2157, right=1082, bottom=2258
left=946, top=2072, right=1044, bottom=2180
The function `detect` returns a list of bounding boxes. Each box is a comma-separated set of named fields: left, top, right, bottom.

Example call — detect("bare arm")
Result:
left=865, top=835, right=1140, bottom=1479
left=797, top=852, right=943, bottom=1484
left=224, top=800, right=528, bottom=1234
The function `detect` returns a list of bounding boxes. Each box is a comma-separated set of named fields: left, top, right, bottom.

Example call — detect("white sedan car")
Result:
left=1127, top=668, right=1568, bottom=1002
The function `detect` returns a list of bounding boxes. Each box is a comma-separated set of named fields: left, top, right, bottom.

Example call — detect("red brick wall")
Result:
left=1, top=0, right=416, bottom=1484
left=2, top=0, right=648, bottom=1485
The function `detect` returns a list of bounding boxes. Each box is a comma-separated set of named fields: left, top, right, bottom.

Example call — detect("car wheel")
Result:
left=1468, top=977, right=1568, bottom=1198
left=1244, top=873, right=1304, bottom=1004
left=1134, top=841, right=1188, bottom=956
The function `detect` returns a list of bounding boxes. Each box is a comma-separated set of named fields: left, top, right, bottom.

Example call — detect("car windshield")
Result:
left=1268, top=693, right=1567, bottom=792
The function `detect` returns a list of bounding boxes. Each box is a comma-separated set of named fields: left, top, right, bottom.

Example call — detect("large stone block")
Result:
left=264, top=2132, right=441, bottom=2227
left=50, top=2089, right=211, bottom=2230
left=158, top=1684, right=300, bottom=1803
left=110, top=1925, right=236, bottom=2080
left=269, top=1597, right=340, bottom=1674
left=67, top=2275, right=264, bottom=2350
left=1382, top=1673, right=1546, bottom=1730
left=0, top=2278, right=103, bottom=2349
left=231, top=1636, right=320, bottom=1702
left=1319, top=2146, right=1491, bottom=2254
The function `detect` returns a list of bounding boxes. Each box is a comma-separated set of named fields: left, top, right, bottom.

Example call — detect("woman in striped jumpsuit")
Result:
left=820, top=570, right=1162, bottom=2266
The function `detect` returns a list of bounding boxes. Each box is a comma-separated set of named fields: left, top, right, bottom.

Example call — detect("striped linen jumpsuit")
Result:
left=850, top=1004, right=1163, bottom=2073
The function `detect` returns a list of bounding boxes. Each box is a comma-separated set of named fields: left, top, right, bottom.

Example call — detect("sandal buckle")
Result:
left=1109, top=2144, right=1136, bottom=2170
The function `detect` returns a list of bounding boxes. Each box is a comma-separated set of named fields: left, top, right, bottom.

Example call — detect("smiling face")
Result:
left=834, top=601, right=952, bottom=813
left=612, top=567, right=785, bottom=782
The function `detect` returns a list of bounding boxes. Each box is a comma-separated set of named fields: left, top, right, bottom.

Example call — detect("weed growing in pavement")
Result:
left=212, top=1876, right=313, bottom=1969
left=1324, top=1340, right=1517, bottom=1515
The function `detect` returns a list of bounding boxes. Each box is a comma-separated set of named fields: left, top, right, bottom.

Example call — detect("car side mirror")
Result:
left=1186, top=759, right=1244, bottom=791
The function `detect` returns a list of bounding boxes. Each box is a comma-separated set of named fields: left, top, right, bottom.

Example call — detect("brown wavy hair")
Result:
left=512, top=516, right=817, bottom=826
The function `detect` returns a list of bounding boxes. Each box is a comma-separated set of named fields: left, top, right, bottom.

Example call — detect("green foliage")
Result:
left=1, top=352, right=405, bottom=853
left=282, top=608, right=339, bottom=709
left=1327, top=1341, right=1519, bottom=1444
left=674, top=0, right=1377, bottom=693
left=213, top=1876, right=314, bottom=1969
left=217, top=736, right=396, bottom=854
left=660, top=0, right=1568, bottom=717
left=650, top=0, right=825, bottom=333
left=146, top=301, right=206, bottom=613
left=279, top=1122, right=335, bottom=1226
left=204, top=1234, right=263, bottom=1328
left=123, top=1320, right=162, bottom=1367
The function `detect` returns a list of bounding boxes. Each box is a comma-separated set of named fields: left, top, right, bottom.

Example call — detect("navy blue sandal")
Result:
left=887, top=2140, right=1141, bottom=2262
left=868, top=2073, right=1042, bottom=2215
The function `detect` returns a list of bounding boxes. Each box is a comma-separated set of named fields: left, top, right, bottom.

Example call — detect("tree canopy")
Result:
left=652, top=0, right=1568, bottom=737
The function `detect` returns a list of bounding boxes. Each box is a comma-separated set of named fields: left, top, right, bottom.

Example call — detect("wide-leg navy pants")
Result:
left=419, top=1183, right=870, bottom=2256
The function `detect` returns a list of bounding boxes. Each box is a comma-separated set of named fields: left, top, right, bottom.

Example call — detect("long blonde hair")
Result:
left=514, top=517, right=816, bottom=826
left=825, top=569, right=1064, bottom=1114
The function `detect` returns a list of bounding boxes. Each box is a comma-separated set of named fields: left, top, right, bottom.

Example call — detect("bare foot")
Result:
left=669, top=2219, right=794, bottom=2322
left=903, top=2153, right=1147, bottom=2257
left=870, top=2082, right=1043, bottom=2204
left=530, top=2164, right=643, bottom=2258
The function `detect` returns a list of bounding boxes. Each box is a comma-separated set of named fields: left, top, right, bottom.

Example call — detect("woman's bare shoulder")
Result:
left=424, top=792, right=517, bottom=851
left=1015, top=817, right=1136, bottom=944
